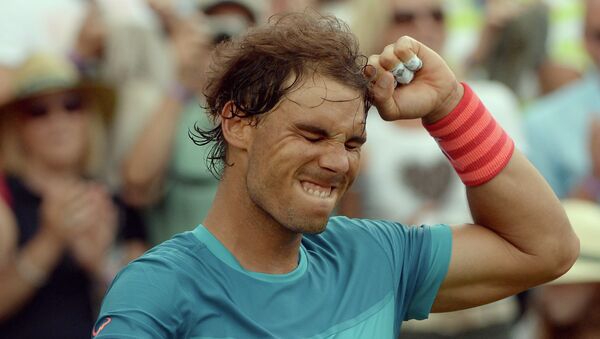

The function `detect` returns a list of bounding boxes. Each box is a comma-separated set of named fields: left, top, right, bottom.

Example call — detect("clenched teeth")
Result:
left=301, top=181, right=332, bottom=198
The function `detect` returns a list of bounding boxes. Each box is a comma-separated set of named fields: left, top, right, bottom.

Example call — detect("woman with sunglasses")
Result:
left=0, top=53, right=146, bottom=339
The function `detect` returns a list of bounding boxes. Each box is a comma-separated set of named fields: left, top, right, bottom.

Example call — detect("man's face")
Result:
left=585, top=0, right=600, bottom=67
left=244, top=75, right=365, bottom=234
left=381, top=0, right=446, bottom=53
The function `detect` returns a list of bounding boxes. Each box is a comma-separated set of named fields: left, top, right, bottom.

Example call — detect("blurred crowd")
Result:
left=0, top=0, right=598, bottom=338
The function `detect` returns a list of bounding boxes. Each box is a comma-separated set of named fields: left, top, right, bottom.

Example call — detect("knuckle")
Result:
left=396, top=35, right=411, bottom=44
left=367, top=55, right=379, bottom=65
left=379, top=56, right=396, bottom=69
left=382, top=45, right=395, bottom=60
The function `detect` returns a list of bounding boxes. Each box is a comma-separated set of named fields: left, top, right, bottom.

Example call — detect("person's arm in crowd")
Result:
left=0, top=199, right=66, bottom=320
left=0, top=195, right=16, bottom=269
left=121, top=1, right=211, bottom=207
left=368, top=36, right=579, bottom=312
left=121, top=94, right=186, bottom=206
left=0, top=181, right=116, bottom=320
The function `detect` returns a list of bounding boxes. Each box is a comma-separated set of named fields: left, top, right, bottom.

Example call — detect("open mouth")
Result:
left=300, top=180, right=334, bottom=199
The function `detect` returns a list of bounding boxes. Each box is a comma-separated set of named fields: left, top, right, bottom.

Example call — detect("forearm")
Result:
left=122, top=95, right=183, bottom=206
left=426, top=83, right=576, bottom=269
left=429, top=84, right=578, bottom=311
left=432, top=147, right=578, bottom=312
left=0, top=230, right=64, bottom=320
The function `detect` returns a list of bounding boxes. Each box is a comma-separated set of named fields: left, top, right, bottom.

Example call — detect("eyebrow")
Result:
left=295, top=123, right=367, bottom=145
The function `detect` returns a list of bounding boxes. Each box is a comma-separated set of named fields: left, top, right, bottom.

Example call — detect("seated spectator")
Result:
left=0, top=53, right=146, bottom=338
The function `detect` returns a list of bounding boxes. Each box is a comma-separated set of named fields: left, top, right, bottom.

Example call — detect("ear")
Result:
left=220, top=101, right=254, bottom=152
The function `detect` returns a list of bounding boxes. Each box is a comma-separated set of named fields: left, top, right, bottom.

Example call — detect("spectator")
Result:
left=524, top=0, right=600, bottom=200
left=467, top=1, right=549, bottom=94
left=72, top=0, right=176, bottom=188
left=121, top=0, right=265, bottom=244
left=0, top=53, right=146, bottom=338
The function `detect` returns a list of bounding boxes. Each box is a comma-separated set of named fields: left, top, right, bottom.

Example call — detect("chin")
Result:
left=281, top=211, right=330, bottom=235
left=248, top=178, right=338, bottom=235
left=44, top=156, right=82, bottom=171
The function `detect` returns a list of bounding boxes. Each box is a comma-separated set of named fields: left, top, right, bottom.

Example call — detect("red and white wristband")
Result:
left=423, top=83, right=515, bottom=186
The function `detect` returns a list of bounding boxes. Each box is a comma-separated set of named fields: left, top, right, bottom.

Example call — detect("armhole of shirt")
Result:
left=406, top=224, right=452, bottom=320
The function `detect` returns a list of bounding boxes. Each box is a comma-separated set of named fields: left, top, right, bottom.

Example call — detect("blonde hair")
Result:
left=0, top=100, right=108, bottom=179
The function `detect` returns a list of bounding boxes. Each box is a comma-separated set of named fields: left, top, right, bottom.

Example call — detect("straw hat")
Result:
left=549, top=199, right=600, bottom=285
left=0, top=53, right=115, bottom=122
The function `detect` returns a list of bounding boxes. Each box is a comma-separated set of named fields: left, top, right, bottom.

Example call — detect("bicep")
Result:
left=431, top=224, right=540, bottom=312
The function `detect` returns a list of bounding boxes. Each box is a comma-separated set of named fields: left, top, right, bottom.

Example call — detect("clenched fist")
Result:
left=366, top=36, right=463, bottom=124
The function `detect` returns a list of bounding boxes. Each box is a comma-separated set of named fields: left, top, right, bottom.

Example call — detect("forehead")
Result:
left=272, top=75, right=366, bottom=128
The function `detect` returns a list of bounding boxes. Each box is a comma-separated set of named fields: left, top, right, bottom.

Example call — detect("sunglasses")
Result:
left=19, top=93, right=86, bottom=119
left=393, top=8, right=445, bottom=25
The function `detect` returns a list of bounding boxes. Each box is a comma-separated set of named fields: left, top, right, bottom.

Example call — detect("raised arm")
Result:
left=121, top=2, right=210, bottom=207
left=121, top=94, right=186, bottom=206
left=367, top=36, right=579, bottom=312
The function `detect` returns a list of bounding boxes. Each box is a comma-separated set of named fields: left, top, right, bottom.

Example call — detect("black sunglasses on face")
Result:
left=393, top=8, right=445, bottom=25
left=20, top=93, right=86, bottom=119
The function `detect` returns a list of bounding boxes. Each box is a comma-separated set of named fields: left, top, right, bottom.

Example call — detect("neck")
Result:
left=21, top=158, right=80, bottom=194
left=203, top=171, right=303, bottom=275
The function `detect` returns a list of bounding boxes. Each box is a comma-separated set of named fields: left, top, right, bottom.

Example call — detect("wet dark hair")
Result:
left=190, top=12, right=374, bottom=178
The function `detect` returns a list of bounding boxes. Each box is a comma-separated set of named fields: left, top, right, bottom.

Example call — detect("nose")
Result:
left=46, top=107, right=73, bottom=123
left=318, top=143, right=350, bottom=174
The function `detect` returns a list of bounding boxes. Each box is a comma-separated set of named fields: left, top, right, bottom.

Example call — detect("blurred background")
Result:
left=0, top=0, right=598, bottom=338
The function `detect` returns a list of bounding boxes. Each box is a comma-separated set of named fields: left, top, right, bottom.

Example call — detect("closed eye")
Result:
left=303, top=134, right=323, bottom=143
left=345, top=142, right=364, bottom=152
left=345, top=135, right=366, bottom=151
